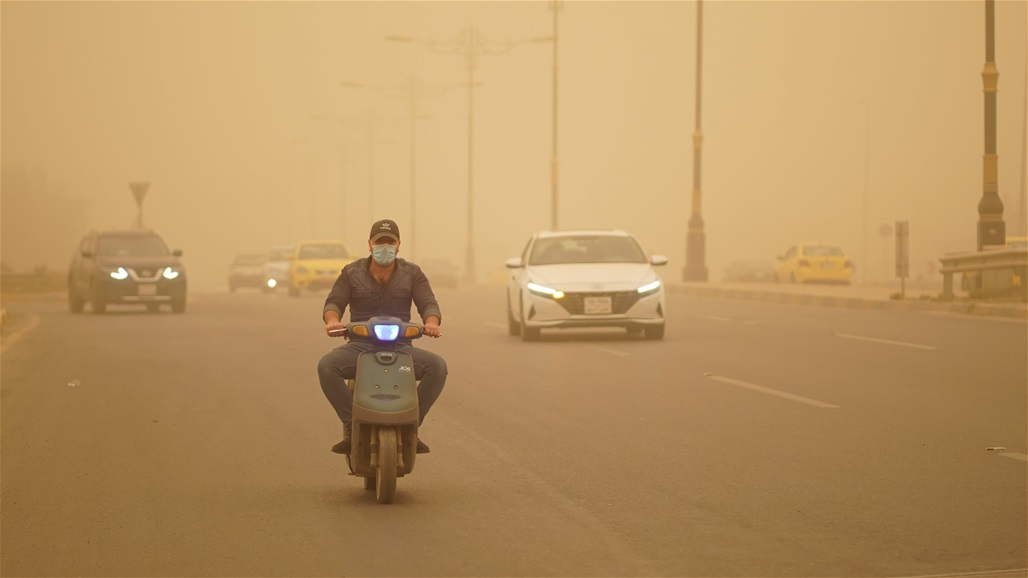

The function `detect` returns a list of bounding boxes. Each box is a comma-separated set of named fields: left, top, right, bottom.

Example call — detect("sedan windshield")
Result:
left=802, top=245, right=845, bottom=257
left=530, top=236, right=647, bottom=265
left=98, top=235, right=169, bottom=257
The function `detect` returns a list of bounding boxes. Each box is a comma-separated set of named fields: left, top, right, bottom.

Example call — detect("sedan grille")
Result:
left=556, top=291, right=642, bottom=315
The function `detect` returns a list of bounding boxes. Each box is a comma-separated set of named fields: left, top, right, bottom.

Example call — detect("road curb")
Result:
left=667, top=284, right=1027, bottom=320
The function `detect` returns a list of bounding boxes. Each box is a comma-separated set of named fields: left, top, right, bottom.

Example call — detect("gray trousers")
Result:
left=317, top=341, right=447, bottom=431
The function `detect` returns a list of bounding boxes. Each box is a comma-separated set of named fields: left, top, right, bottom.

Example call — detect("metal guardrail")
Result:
left=0, top=270, right=66, bottom=295
left=939, top=247, right=1028, bottom=301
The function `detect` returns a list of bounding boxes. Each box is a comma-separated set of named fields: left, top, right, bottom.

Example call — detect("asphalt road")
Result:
left=2, top=286, right=1025, bottom=577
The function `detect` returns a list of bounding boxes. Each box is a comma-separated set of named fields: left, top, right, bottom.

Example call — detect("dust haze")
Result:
left=3, top=0, right=1026, bottom=291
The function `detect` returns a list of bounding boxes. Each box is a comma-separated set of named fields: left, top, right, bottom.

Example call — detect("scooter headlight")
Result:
left=373, top=324, right=400, bottom=341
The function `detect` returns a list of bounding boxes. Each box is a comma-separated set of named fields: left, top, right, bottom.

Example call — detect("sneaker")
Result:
left=416, top=439, right=430, bottom=454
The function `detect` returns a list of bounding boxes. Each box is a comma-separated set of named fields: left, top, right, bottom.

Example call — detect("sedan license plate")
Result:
left=583, top=296, right=612, bottom=314
left=138, top=284, right=157, bottom=296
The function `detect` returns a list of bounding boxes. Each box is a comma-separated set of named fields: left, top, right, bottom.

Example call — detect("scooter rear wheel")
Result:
left=375, top=428, right=398, bottom=503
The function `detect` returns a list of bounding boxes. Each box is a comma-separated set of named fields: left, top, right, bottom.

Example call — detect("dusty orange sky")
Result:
left=3, top=1, right=1026, bottom=289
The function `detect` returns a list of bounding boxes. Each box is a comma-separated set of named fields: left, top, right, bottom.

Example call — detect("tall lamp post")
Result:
left=343, top=77, right=457, bottom=261
left=977, top=0, right=1005, bottom=250
left=387, top=28, right=551, bottom=284
left=682, top=0, right=708, bottom=281
left=549, top=1, right=562, bottom=230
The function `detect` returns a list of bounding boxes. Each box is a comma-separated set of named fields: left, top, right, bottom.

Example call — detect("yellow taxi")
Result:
left=288, top=239, right=356, bottom=296
left=775, top=242, right=854, bottom=284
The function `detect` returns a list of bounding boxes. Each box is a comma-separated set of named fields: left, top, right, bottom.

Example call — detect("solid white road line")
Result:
left=834, top=332, right=937, bottom=350
left=705, top=374, right=840, bottom=408
left=698, top=315, right=734, bottom=322
left=997, top=452, right=1028, bottom=463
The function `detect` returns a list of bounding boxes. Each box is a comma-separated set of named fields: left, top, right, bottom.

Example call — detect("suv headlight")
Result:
left=108, top=267, right=129, bottom=280
left=636, top=280, right=661, bottom=294
left=163, top=267, right=182, bottom=280
left=527, top=281, right=564, bottom=299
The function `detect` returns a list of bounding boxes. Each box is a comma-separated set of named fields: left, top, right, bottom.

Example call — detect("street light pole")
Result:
left=977, top=0, right=1005, bottom=249
left=387, top=28, right=551, bottom=285
left=549, top=1, right=562, bottom=230
left=682, top=0, right=708, bottom=282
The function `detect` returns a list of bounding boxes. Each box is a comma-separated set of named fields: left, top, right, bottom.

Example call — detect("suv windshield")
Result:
left=298, top=244, right=349, bottom=260
left=98, top=234, right=170, bottom=257
left=530, top=235, right=647, bottom=265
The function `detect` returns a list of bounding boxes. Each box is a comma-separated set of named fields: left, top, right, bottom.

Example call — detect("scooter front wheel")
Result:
left=375, top=427, right=398, bottom=503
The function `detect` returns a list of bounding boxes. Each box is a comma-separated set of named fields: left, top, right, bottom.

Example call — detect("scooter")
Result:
left=329, top=316, right=423, bottom=504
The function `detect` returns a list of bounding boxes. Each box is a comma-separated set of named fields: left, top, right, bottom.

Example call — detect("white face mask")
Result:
left=371, top=244, right=397, bottom=266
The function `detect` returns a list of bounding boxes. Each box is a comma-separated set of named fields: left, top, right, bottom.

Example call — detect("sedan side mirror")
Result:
left=504, top=257, right=524, bottom=269
left=80, top=250, right=94, bottom=259
left=650, top=255, right=668, bottom=266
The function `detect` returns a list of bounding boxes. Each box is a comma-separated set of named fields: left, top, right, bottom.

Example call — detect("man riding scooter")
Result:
left=316, top=219, right=447, bottom=455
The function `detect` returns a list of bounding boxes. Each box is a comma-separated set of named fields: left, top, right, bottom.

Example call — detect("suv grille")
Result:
left=132, top=268, right=161, bottom=279
left=556, top=291, right=641, bottom=315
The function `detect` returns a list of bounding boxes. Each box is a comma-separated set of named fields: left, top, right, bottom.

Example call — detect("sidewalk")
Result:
left=666, top=281, right=1028, bottom=320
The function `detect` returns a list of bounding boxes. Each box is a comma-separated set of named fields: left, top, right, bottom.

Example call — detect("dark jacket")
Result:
left=323, top=257, right=442, bottom=326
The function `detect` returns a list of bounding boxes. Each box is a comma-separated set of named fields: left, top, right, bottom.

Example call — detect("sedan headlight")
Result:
left=527, top=281, right=565, bottom=299
left=163, top=267, right=182, bottom=280
left=637, top=280, right=661, bottom=294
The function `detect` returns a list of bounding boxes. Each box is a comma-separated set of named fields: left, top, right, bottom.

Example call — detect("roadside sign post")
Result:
left=895, top=220, right=910, bottom=298
left=129, top=181, right=150, bottom=229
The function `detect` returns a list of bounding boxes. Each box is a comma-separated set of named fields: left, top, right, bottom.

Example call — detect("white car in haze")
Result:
left=263, top=244, right=294, bottom=292
left=505, top=230, right=667, bottom=341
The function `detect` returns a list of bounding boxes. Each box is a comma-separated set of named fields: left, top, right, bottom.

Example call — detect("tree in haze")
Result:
left=1, top=164, right=88, bottom=272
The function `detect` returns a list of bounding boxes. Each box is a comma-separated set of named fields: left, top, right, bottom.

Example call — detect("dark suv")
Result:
left=68, top=229, right=187, bottom=313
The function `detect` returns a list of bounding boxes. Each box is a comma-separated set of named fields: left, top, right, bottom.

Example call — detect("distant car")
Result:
left=505, top=230, right=667, bottom=341
left=723, top=259, right=776, bottom=283
left=419, top=257, right=459, bottom=289
left=1006, top=236, right=1028, bottom=249
left=228, top=254, right=267, bottom=292
left=288, top=240, right=356, bottom=296
left=68, top=228, right=187, bottom=314
left=775, top=242, right=854, bottom=284
left=263, top=244, right=294, bottom=292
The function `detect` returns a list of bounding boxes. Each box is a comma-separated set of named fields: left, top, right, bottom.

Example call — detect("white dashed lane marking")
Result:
left=834, top=332, right=937, bottom=350
left=705, top=374, right=840, bottom=409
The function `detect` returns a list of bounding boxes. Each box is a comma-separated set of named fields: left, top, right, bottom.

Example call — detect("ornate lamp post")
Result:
left=977, top=0, right=1005, bottom=249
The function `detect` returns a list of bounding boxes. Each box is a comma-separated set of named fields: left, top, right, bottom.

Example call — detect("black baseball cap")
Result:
left=369, top=219, right=400, bottom=242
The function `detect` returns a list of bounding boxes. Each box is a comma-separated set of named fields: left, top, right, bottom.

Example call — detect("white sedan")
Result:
left=505, top=230, right=667, bottom=341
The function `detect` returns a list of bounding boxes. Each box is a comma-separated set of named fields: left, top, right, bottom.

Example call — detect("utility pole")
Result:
left=683, top=0, right=708, bottom=282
